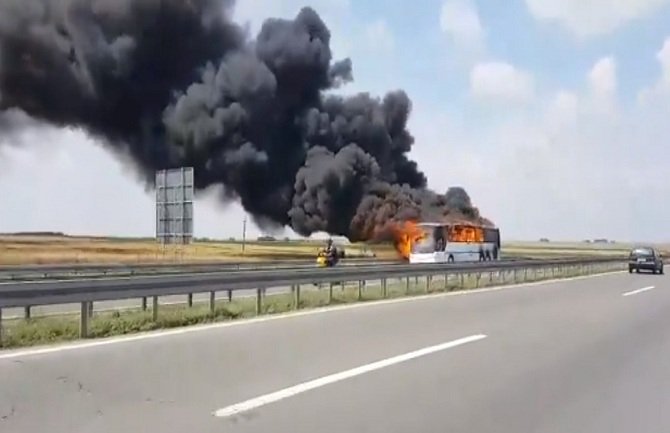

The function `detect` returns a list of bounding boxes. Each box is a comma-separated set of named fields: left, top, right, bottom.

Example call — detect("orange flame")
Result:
left=387, top=221, right=487, bottom=260
left=447, top=224, right=484, bottom=243
left=391, top=221, right=427, bottom=260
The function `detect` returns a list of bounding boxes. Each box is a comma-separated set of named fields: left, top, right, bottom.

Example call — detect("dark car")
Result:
left=628, top=247, right=664, bottom=274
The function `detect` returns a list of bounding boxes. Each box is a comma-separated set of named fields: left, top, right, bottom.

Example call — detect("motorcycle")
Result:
left=316, top=248, right=339, bottom=267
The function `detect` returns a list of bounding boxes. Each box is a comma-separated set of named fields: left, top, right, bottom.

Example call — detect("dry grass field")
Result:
left=506, top=241, right=670, bottom=257
left=0, top=235, right=390, bottom=265
left=503, top=241, right=633, bottom=259
left=0, top=234, right=663, bottom=266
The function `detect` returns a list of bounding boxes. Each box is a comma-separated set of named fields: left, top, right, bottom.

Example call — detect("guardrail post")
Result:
left=24, top=306, right=31, bottom=320
left=0, top=308, right=3, bottom=347
left=141, top=297, right=147, bottom=311
left=152, top=296, right=159, bottom=322
left=80, top=302, right=89, bottom=338
left=256, top=288, right=263, bottom=315
left=459, top=273, right=464, bottom=288
left=87, top=302, right=94, bottom=319
left=475, top=272, right=481, bottom=288
left=382, top=278, right=387, bottom=298
left=328, top=283, right=334, bottom=304
left=358, top=280, right=363, bottom=301
left=444, top=274, right=449, bottom=290
left=227, top=290, right=233, bottom=302
left=187, top=293, right=193, bottom=308
left=209, top=291, right=216, bottom=313
left=426, top=276, right=431, bottom=293
left=405, top=277, right=410, bottom=294
left=294, top=285, right=301, bottom=309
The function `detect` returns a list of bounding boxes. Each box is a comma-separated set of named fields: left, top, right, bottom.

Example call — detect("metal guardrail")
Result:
left=0, top=257, right=386, bottom=281
left=0, top=256, right=626, bottom=344
left=0, top=254, right=608, bottom=281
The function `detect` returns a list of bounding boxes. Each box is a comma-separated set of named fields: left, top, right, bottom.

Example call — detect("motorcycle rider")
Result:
left=325, top=238, right=338, bottom=264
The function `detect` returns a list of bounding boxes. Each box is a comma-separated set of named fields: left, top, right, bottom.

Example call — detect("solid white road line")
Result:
left=622, top=286, right=655, bottom=297
left=213, top=334, right=487, bottom=418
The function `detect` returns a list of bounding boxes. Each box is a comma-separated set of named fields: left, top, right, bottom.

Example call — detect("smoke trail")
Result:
left=0, top=0, right=492, bottom=239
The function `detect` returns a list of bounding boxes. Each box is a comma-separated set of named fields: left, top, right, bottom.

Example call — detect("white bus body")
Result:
left=408, top=222, right=500, bottom=264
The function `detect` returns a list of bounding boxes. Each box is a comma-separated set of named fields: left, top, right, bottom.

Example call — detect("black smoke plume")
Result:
left=0, top=0, right=492, bottom=241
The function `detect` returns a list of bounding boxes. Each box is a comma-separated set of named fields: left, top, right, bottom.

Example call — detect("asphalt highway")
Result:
left=2, top=270, right=669, bottom=433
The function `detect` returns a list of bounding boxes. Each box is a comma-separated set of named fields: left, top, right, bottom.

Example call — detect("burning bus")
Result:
left=394, top=222, right=500, bottom=264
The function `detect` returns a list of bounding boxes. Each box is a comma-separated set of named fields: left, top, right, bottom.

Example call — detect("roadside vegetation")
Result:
left=0, top=234, right=385, bottom=265
left=0, top=263, right=623, bottom=349
left=0, top=233, right=645, bottom=266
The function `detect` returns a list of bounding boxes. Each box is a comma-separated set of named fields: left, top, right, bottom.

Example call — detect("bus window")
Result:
left=448, top=225, right=483, bottom=243
left=411, top=235, right=435, bottom=254
left=475, top=227, right=484, bottom=242
left=484, top=228, right=500, bottom=247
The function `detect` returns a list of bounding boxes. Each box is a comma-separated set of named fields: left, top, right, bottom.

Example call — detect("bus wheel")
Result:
left=448, top=255, right=454, bottom=263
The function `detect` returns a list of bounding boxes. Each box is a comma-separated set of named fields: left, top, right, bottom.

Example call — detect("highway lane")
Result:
left=239, top=273, right=670, bottom=433
left=1, top=270, right=669, bottom=432
left=0, top=258, right=391, bottom=282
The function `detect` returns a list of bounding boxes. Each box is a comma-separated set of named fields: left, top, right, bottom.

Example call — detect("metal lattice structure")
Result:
left=155, top=167, right=194, bottom=244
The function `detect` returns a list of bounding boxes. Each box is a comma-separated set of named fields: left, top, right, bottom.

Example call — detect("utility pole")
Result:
left=242, top=215, right=247, bottom=255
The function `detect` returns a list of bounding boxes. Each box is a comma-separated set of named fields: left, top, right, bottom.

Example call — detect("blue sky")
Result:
left=2, top=0, right=670, bottom=242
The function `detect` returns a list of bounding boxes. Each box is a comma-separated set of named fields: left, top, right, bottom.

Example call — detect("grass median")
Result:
left=0, top=263, right=624, bottom=349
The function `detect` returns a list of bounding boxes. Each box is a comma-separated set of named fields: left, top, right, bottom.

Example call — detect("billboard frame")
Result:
left=155, top=167, right=194, bottom=245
